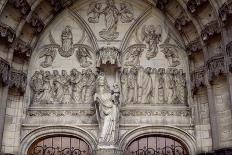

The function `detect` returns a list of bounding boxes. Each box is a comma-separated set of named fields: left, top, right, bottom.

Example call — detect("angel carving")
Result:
left=39, top=26, right=93, bottom=68
left=88, top=0, right=134, bottom=40
left=124, top=44, right=146, bottom=66
left=141, top=25, right=162, bottom=60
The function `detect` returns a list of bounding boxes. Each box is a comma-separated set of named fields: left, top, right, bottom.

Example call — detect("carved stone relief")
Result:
left=120, top=66, right=187, bottom=105
left=160, top=45, right=180, bottom=67
left=39, top=25, right=93, bottom=68
left=87, top=0, right=134, bottom=40
left=30, top=68, right=96, bottom=105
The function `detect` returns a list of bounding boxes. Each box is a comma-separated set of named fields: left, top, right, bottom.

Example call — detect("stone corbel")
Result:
left=0, top=57, right=10, bottom=85
left=201, top=21, right=221, bottom=42
left=11, top=39, right=32, bottom=58
left=187, top=0, right=208, bottom=13
left=27, top=13, right=45, bottom=33
left=8, top=0, right=31, bottom=16
left=207, top=55, right=226, bottom=82
left=186, top=38, right=203, bottom=54
left=174, top=13, right=191, bottom=31
left=219, top=1, right=232, bottom=23
left=191, top=66, right=206, bottom=94
left=0, top=22, right=15, bottom=43
left=9, top=69, right=27, bottom=93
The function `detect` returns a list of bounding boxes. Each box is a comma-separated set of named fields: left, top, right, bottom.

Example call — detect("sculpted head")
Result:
left=61, top=70, right=67, bottom=76
left=53, top=70, right=59, bottom=76
left=96, top=72, right=110, bottom=93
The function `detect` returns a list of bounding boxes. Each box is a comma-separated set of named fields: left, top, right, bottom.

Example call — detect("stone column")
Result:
left=0, top=48, right=14, bottom=152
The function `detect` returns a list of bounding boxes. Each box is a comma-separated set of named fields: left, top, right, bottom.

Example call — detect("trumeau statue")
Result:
left=88, top=0, right=134, bottom=40
left=94, top=72, right=119, bottom=145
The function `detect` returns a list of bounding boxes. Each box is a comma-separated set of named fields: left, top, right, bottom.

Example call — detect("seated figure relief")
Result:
left=30, top=68, right=96, bottom=105
left=120, top=66, right=187, bottom=105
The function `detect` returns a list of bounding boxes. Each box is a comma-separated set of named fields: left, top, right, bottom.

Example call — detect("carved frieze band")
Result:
left=187, top=0, right=208, bottom=13
left=201, top=21, right=221, bottom=42
left=219, top=1, right=232, bottom=23
left=0, top=57, right=10, bottom=85
left=0, top=22, right=15, bottom=43
left=9, top=69, right=27, bottom=92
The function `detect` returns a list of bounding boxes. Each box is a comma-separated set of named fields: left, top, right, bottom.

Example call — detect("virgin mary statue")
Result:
left=94, top=73, right=118, bottom=146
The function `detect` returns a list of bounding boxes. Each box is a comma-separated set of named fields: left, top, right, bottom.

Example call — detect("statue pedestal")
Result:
left=94, top=146, right=122, bottom=155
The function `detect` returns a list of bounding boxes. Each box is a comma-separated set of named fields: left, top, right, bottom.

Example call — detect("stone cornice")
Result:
left=0, top=57, right=10, bottom=85
left=0, top=22, right=15, bottom=43
left=186, top=0, right=208, bottom=13
left=201, top=21, right=221, bottom=42
left=9, top=68, right=27, bottom=92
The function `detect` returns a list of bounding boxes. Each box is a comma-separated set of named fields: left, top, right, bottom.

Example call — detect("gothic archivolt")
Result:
left=26, top=0, right=189, bottom=149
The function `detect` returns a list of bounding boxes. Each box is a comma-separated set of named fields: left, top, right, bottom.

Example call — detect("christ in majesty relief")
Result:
left=88, top=0, right=134, bottom=40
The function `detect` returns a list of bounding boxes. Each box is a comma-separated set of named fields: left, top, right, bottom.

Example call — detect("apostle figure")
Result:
left=84, top=69, right=96, bottom=103
left=70, top=68, right=82, bottom=104
left=40, top=71, right=53, bottom=104
left=158, top=68, right=165, bottom=103
left=30, top=71, right=43, bottom=104
left=127, top=67, right=138, bottom=103
left=94, top=72, right=118, bottom=145
left=61, top=70, right=71, bottom=104
left=176, top=69, right=186, bottom=104
left=141, top=67, right=153, bottom=104
left=120, top=68, right=128, bottom=104
left=52, top=70, right=63, bottom=103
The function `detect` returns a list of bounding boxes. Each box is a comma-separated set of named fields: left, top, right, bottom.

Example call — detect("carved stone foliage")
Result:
left=87, top=0, right=134, bottom=40
left=141, top=25, right=162, bottom=60
left=207, top=56, right=226, bottom=81
left=123, top=44, right=146, bottom=67
left=8, top=0, right=31, bottom=16
left=191, top=67, right=205, bottom=94
left=160, top=45, right=180, bottom=67
left=219, top=1, right=232, bottom=23
left=186, top=38, right=203, bottom=54
left=0, top=22, right=15, bottom=43
left=27, top=13, right=45, bottom=33
left=156, top=0, right=169, bottom=10
left=201, top=21, right=221, bottom=42
left=9, top=69, right=27, bottom=92
left=30, top=68, right=96, bottom=105
left=120, top=66, right=187, bottom=105
left=174, top=13, right=191, bottom=31
left=12, top=39, right=32, bottom=58
left=96, top=47, right=121, bottom=67
left=39, top=26, right=93, bottom=68
left=0, top=57, right=10, bottom=85
left=186, top=0, right=208, bottom=13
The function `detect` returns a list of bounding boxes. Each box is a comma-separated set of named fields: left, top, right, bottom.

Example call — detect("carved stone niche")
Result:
left=219, top=1, right=232, bottom=23
left=9, top=69, right=27, bottom=93
left=0, top=22, right=15, bottom=43
left=226, top=41, right=232, bottom=72
left=191, top=66, right=205, bottom=94
left=0, top=57, right=10, bottom=85
left=207, top=55, right=226, bottom=82
left=8, top=0, right=31, bottom=16
left=174, top=13, right=191, bottom=31
left=27, top=13, right=45, bottom=33
left=12, top=39, right=32, bottom=58
left=186, top=0, right=208, bottom=13
left=201, top=21, right=221, bottom=42
left=186, top=38, right=203, bottom=55
left=96, top=47, right=121, bottom=67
